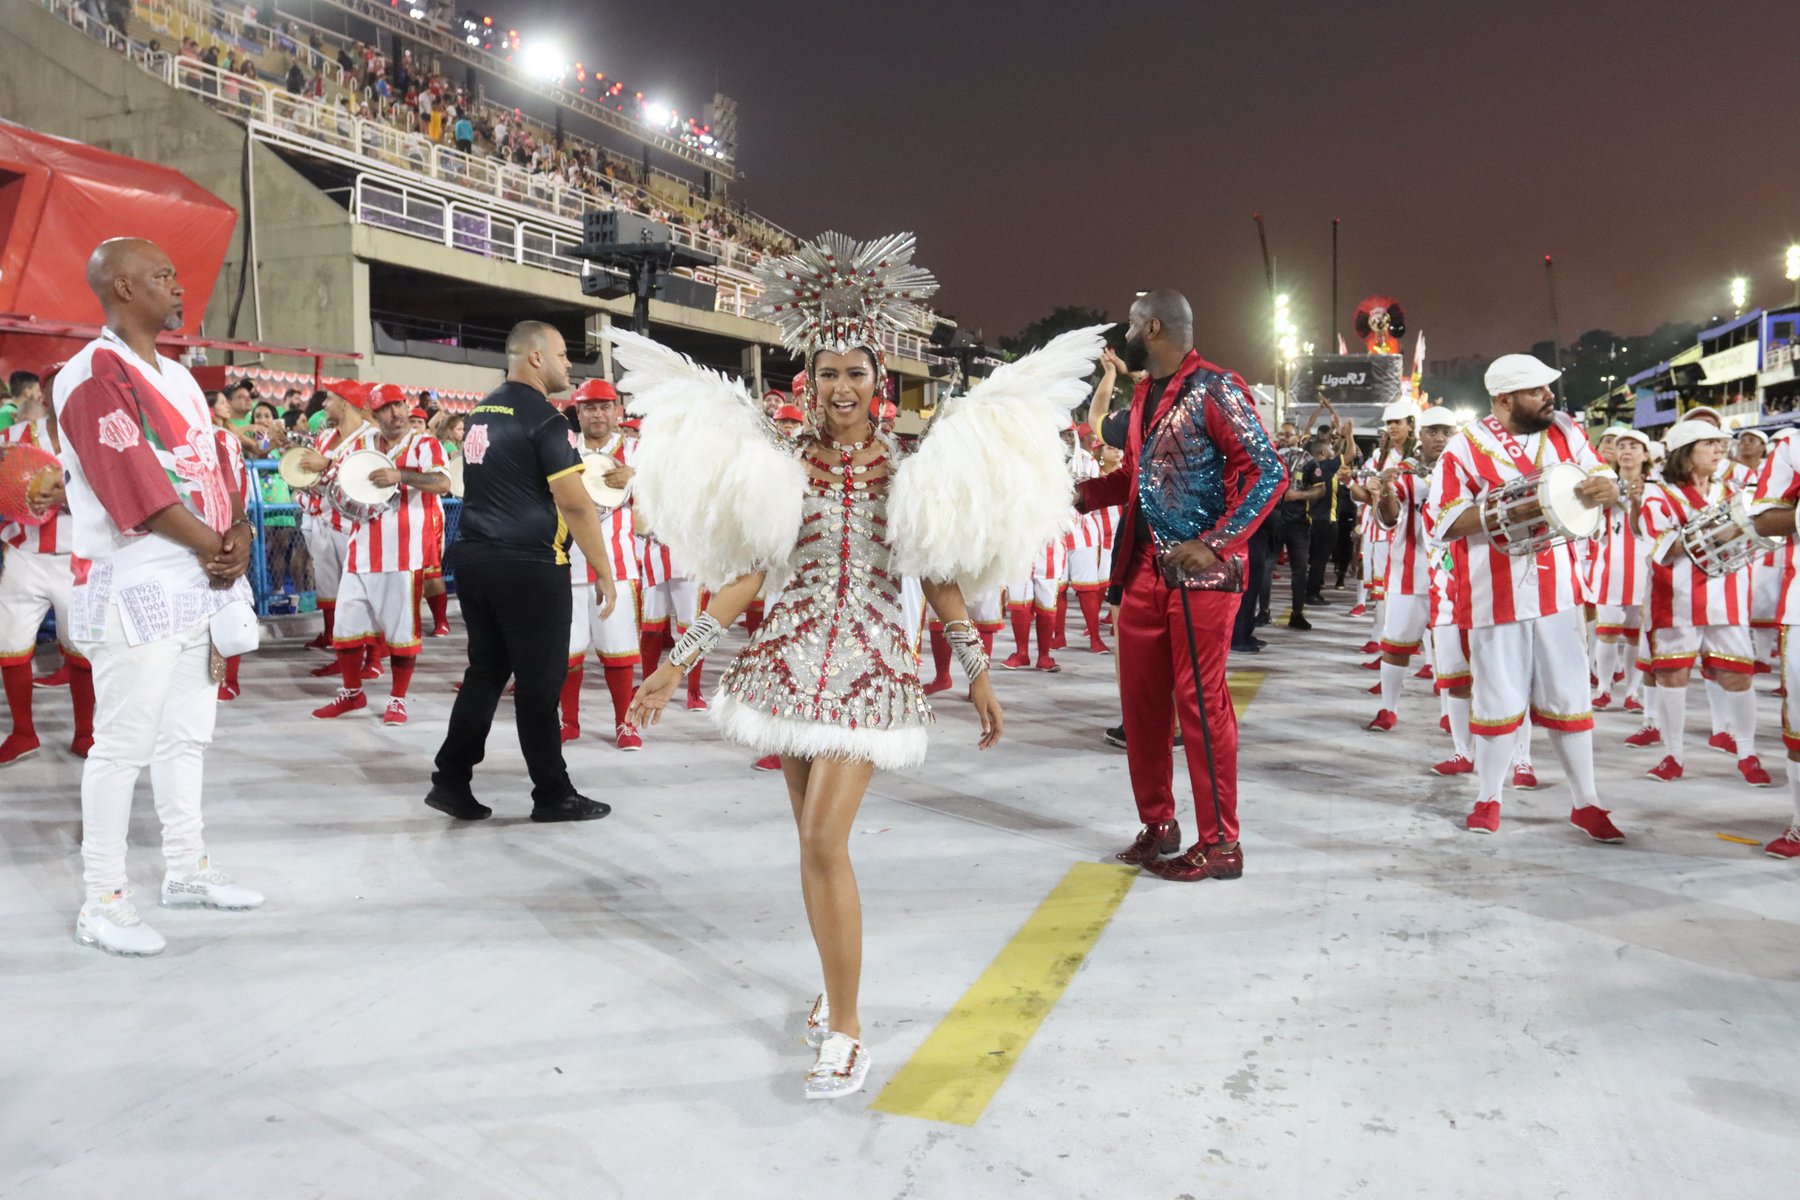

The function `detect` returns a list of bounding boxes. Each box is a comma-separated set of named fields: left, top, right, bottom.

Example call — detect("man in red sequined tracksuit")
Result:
left=1076, top=291, right=1284, bottom=881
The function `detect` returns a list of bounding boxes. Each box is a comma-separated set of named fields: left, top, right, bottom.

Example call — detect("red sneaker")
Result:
left=1738, top=756, right=1773, bottom=786
left=1624, top=726, right=1662, bottom=748
left=362, top=663, right=384, bottom=682
left=1367, top=709, right=1397, bottom=732
left=687, top=693, right=711, bottom=711
left=1646, top=755, right=1684, bottom=782
left=751, top=752, right=782, bottom=770
left=1592, top=692, right=1612, bottom=710
left=1708, top=732, right=1738, bottom=756
left=311, top=689, right=368, bottom=720
left=1778, top=686, right=1789, bottom=699
left=1359, top=640, right=1379, bottom=654
left=560, top=722, right=580, bottom=744
left=1414, top=664, right=1434, bottom=680
left=217, top=681, right=240, bottom=702
left=616, top=723, right=644, bottom=752
left=431, top=623, right=451, bottom=637
left=0, top=732, right=41, bottom=766
left=1613, top=670, right=1627, bottom=684
left=1088, top=637, right=1111, bottom=654
left=1000, top=651, right=1031, bottom=670
left=1360, top=657, right=1381, bottom=670
left=1589, top=671, right=1598, bottom=689
left=68, top=732, right=93, bottom=759
left=1432, top=752, right=1474, bottom=776
left=922, top=675, right=954, bottom=696
left=1348, top=605, right=1368, bottom=617
left=382, top=698, right=408, bottom=726
left=1466, top=800, right=1501, bottom=834
left=1034, top=655, right=1061, bottom=673
left=1570, top=805, right=1625, bottom=843
left=303, top=633, right=331, bottom=651
left=32, top=665, right=69, bottom=688
left=1439, top=714, right=1450, bottom=733
left=1622, top=696, right=1645, bottom=713
left=1755, top=661, right=1773, bottom=675
left=308, top=660, right=340, bottom=678
left=1511, top=765, right=1538, bottom=790
left=1765, top=825, right=1800, bottom=859
left=1366, top=682, right=1381, bottom=696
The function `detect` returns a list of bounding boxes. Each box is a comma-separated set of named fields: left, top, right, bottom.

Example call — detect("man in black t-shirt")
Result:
left=425, top=321, right=619, bottom=823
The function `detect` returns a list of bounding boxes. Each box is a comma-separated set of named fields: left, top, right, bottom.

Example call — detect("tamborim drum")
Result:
left=1680, top=494, right=1779, bottom=578
left=1478, top=461, right=1602, bottom=557
left=581, top=452, right=626, bottom=510
left=277, top=444, right=325, bottom=490
left=0, top=441, right=62, bottom=527
left=326, top=447, right=399, bottom=523
left=444, top=454, right=465, bottom=499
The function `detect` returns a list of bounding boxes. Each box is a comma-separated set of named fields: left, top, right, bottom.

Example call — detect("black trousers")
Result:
left=1271, top=511, right=1311, bottom=616
left=1232, top=521, right=1269, bottom=645
left=433, top=556, right=574, bottom=804
left=1307, top=513, right=1337, bottom=598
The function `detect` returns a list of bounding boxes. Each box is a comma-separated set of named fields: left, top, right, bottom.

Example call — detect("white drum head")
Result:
left=277, top=446, right=321, bottom=489
left=444, top=455, right=465, bottom=499
left=338, top=448, right=398, bottom=504
left=1540, top=461, right=1602, bottom=538
left=582, top=452, right=626, bottom=509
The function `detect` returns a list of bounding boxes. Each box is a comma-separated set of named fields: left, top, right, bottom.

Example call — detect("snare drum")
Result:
left=581, top=452, right=627, bottom=510
left=277, top=444, right=325, bottom=490
left=1479, top=461, right=1602, bottom=556
left=325, top=447, right=399, bottom=523
left=1680, top=494, right=1778, bottom=578
left=443, top=454, right=465, bottom=499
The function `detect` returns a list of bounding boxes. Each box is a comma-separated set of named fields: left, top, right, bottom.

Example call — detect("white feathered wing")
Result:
left=604, top=327, right=806, bottom=591
left=888, top=324, right=1110, bottom=595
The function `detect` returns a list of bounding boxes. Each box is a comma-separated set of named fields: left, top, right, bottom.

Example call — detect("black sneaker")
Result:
left=1104, top=724, right=1127, bottom=748
left=531, top=793, right=612, bottom=823
left=1230, top=640, right=1262, bottom=654
left=1287, top=614, right=1313, bottom=631
left=424, top=784, right=491, bottom=821
left=1253, top=612, right=1271, bottom=627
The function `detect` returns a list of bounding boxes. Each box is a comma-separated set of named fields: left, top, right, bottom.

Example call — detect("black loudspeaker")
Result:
left=654, top=274, right=717, bottom=312
left=581, top=210, right=672, bottom=255
left=582, top=270, right=632, bottom=300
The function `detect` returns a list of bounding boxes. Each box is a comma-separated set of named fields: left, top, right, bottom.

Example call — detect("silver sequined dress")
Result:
left=711, top=437, right=933, bottom=770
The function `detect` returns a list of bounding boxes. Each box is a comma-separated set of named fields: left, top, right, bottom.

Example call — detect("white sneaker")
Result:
left=161, top=857, right=265, bottom=911
left=75, top=890, right=166, bottom=956
left=804, top=993, right=831, bottom=1048
left=805, top=1031, right=870, bottom=1100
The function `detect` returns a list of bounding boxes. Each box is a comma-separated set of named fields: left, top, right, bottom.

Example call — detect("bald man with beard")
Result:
left=53, top=238, right=265, bottom=957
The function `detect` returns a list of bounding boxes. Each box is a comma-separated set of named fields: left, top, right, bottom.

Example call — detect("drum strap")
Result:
left=1481, top=416, right=1541, bottom=476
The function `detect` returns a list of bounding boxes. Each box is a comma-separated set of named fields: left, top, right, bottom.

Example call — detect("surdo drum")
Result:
left=325, top=447, right=400, bottom=523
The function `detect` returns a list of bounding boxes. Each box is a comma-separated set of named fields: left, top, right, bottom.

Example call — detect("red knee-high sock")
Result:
left=979, top=628, right=996, bottom=658
left=337, top=648, right=364, bottom=691
left=427, top=591, right=449, bottom=628
left=687, top=658, right=706, bottom=705
left=561, top=660, right=583, bottom=728
left=389, top=655, right=416, bottom=699
left=319, top=600, right=336, bottom=643
left=604, top=661, right=636, bottom=727
left=1077, top=588, right=1102, bottom=640
left=744, top=600, right=764, bottom=636
left=1054, top=590, right=1068, bottom=647
left=2, top=662, right=35, bottom=738
left=1034, top=610, right=1058, bottom=664
left=640, top=624, right=667, bottom=675
left=928, top=624, right=951, bottom=684
left=1009, top=605, right=1031, bottom=655
left=363, top=642, right=382, bottom=672
left=68, top=658, right=94, bottom=740
left=224, top=654, right=241, bottom=686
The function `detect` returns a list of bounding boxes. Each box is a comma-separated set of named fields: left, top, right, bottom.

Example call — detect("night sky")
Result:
left=488, top=0, right=1798, bottom=376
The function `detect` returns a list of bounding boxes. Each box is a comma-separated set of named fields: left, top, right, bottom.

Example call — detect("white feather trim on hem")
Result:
left=711, top=692, right=930, bottom=772
left=888, top=324, right=1110, bottom=596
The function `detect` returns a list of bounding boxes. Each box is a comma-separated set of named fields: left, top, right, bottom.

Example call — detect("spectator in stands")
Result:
left=430, top=410, right=464, bottom=457
left=285, top=60, right=305, bottom=94
left=0, top=371, right=41, bottom=432
left=225, top=379, right=256, bottom=427
left=282, top=388, right=305, bottom=415
left=454, top=113, right=474, bottom=154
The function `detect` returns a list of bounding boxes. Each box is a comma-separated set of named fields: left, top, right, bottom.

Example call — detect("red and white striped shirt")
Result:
left=1586, top=489, right=1651, bottom=608
left=567, top=432, right=639, bottom=584
left=1360, top=447, right=1403, bottom=542
left=1748, top=439, right=1800, bottom=623
left=345, top=431, right=448, bottom=574
left=1642, top=476, right=1748, bottom=628
left=1380, top=465, right=1434, bottom=597
left=1425, top=411, right=1610, bottom=629
left=301, top=421, right=381, bottom=532
left=639, top=535, right=689, bottom=587
left=0, top=420, right=67, bottom=555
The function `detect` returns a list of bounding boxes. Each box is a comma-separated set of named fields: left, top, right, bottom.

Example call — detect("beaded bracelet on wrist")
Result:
left=669, top=613, right=726, bottom=673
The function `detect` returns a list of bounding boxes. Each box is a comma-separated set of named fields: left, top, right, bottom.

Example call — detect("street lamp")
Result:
left=1786, top=245, right=1800, bottom=305
left=1730, top=276, right=1748, bottom=315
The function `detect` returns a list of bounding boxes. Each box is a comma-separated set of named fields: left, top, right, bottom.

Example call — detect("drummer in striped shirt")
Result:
left=1747, top=429, right=1800, bottom=858
left=1366, top=406, right=1456, bottom=733
left=312, top=383, right=450, bottom=726
left=1425, top=354, right=1624, bottom=840
left=1729, top=428, right=1781, bottom=672
left=1638, top=419, right=1767, bottom=786
left=1590, top=429, right=1653, bottom=715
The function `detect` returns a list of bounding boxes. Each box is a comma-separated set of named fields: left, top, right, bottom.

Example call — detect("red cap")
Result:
left=790, top=370, right=808, bottom=395
left=368, top=383, right=408, bottom=411
left=409, top=407, right=428, bottom=419
left=762, top=390, right=788, bottom=405
left=870, top=398, right=898, bottom=421
left=620, top=417, right=641, bottom=430
left=573, top=379, right=620, bottom=404
left=326, top=379, right=369, bottom=410
left=773, top=404, right=805, bottom=423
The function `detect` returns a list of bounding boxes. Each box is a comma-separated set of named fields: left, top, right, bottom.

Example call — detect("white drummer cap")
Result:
left=1736, top=427, right=1770, bottom=444
left=1382, top=397, right=1421, bottom=423
left=1417, top=407, right=1459, bottom=431
left=1663, top=419, right=1731, bottom=452
left=1484, top=353, right=1561, bottom=396
left=1613, top=428, right=1653, bottom=451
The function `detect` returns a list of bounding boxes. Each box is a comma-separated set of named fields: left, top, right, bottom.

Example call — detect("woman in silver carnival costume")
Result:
left=614, top=232, right=1105, bottom=1098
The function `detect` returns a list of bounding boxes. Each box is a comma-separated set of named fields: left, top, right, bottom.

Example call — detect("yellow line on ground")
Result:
left=870, top=862, right=1138, bottom=1126
left=1228, top=669, right=1267, bottom=717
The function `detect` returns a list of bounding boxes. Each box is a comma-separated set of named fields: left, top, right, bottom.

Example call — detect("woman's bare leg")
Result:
left=789, top=755, right=875, bottom=1040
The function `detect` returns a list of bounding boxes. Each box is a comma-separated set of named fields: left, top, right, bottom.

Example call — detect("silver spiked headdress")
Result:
left=752, top=232, right=939, bottom=360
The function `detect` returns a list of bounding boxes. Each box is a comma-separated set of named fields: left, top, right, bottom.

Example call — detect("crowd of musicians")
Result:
left=1327, top=353, right=1800, bottom=857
